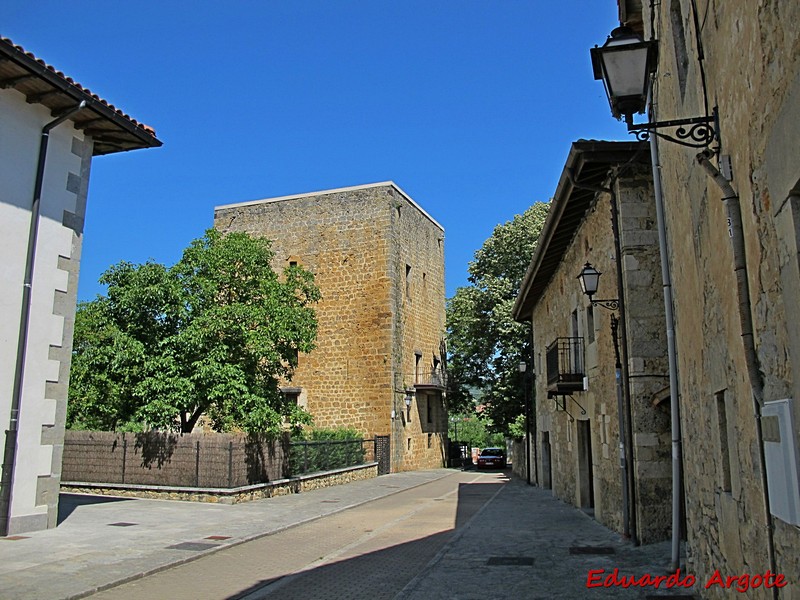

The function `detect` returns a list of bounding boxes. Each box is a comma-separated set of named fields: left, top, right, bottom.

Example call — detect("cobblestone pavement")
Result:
left=0, top=469, right=707, bottom=599
left=397, top=476, right=688, bottom=600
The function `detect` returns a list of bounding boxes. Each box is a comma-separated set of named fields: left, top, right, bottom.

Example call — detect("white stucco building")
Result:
left=0, top=37, right=161, bottom=534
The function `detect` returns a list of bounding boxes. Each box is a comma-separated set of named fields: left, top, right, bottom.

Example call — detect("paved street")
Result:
left=0, top=469, right=696, bottom=599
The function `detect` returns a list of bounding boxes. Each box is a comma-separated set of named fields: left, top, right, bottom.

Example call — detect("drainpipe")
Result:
left=610, top=313, right=631, bottom=539
left=646, top=133, right=683, bottom=570
left=695, top=150, right=778, bottom=597
left=1, top=101, right=86, bottom=537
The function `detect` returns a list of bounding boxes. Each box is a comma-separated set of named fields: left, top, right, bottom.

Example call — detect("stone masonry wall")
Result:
left=214, top=184, right=446, bottom=472
left=388, top=188, right=447, bottom=472
left=635, top=1, right=800, bottom=592
left=615, top=168, right=672, bottom=544
left=532, top=167, right=670, bottom=543
left=533, top=190, right=624, bottom=533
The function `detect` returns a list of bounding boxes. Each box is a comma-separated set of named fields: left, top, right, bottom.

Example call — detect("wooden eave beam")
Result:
left=0, top=73, right=36, bottom=89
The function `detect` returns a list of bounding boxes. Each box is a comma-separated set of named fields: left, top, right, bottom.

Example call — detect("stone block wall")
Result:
left=387, top=187, right=447, bottom=471
left=532, top=189, right=624, bottom=533
left=615, top=168, right=672, bottom=544
left=632, top=0, right=800, bottom=590
left=214, top=183, right=446, bottom=472
left=531, top=163, right=670, bottom=543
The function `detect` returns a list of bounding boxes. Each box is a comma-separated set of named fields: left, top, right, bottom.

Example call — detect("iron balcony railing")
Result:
left=546, top=337, right=585, bottom=391
left=415, top=368, right=447, bottom=390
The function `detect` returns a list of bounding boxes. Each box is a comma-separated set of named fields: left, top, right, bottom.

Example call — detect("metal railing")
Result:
left=415, top=368, right=447, bottom=388
left=546, top=337, right=585, bottom=387
left=288, top=439, right=369, bottom=476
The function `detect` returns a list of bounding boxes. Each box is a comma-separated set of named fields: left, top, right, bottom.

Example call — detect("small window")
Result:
left=289, top=261, right=298, bottom=268
left=716, top=390, right=733, bottom=492
left=280, top=387, right=301, bottom=405
left=427, top=397, right=432, bottom=424
left=405, top=265, right=412, bottom=299
left=587, top=305, right=595, bottom=344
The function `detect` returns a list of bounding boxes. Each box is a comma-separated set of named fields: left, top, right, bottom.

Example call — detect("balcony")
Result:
left=546, top=337, right=585, bottom=396
left=414, top=368, right=447, bottom=392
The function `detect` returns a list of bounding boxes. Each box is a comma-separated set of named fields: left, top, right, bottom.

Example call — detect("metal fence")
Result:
left=288, top=439, right=369, bottom=476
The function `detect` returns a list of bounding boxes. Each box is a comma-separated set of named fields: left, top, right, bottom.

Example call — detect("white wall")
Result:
left=0, top=88, right=89, bottom=532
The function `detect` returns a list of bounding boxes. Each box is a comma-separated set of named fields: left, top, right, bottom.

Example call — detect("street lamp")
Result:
left=590, top=27, right=718, bottom=148
left=577, top=263, right=619, bottom=311
left=590, top=26, right=656, bottom=120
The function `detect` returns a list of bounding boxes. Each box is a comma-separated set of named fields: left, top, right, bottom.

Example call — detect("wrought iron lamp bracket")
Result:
left=590, top=298, right=619, bottom=311
left=553, top=394, right=587, bottom=420
left=625, top=109, right=719, bottom=149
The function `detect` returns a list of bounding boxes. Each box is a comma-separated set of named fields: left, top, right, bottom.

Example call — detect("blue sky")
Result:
left=3, top=1, right=625, bottom=301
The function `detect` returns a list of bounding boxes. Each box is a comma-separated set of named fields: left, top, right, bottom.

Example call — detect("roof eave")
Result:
left=0, top=37, right=161, bottom=155
left=512, top=140, right=648, bottom=322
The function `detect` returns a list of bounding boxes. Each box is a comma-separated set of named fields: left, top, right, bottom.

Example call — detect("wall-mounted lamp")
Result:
left=577, top=263, right=619, bottom=311
left=590, top=27, right=718, bottom=148
left=404, top=389, right=415, bottom=408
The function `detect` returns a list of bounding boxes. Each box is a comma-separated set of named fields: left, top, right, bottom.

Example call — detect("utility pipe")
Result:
left=696, top=150, right=778, bottom=598
left=1, top=101, right=86, bottom=536
left=610, top=313, right=631, bottom=539
left=646, top=133, right=683, bottom=570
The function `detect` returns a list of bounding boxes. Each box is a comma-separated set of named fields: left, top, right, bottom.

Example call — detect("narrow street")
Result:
left=86, top=470, right=507, bottom=600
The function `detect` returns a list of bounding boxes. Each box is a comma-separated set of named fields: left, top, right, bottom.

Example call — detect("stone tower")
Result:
left=214, top=182, right=447, bottom=472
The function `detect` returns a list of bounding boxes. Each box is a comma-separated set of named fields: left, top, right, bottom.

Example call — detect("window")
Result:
left=716, top=390, right=733, bottom=493
left=289, top=261, right=298, bottom=268
left=415, top=351, right=422, bottom=383
left=405, top=264, right=412, bottom=299
left=281, top=387, right=301, bottom=406
left=670, top=0, right=690, bottom=100
left=427, top=396, right=432, bottom=424
left=587, top=305, right=595, bottom=344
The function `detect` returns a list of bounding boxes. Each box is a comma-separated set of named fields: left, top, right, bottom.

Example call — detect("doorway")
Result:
left=577, top=419, right=594, bottom=511
left=541, top=431, right=552, bottom=489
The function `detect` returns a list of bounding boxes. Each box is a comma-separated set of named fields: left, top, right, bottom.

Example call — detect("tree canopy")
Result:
left=67, top=228, right=321, bottom=434
left=446, top=202, right=550, bottom=436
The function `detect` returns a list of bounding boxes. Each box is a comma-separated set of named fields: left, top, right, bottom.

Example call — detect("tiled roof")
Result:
left=0, top=36, right=161, bottom=155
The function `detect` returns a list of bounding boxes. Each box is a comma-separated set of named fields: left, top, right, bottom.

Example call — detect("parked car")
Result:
left=476, top=447, right=506, bottom=469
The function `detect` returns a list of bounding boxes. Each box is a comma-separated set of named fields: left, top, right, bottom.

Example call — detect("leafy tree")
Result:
left=446, top=202, right=549, bottom=436
left=68, top=229, right=321, bottom=434
left=447, top=413, right=505, bottom=448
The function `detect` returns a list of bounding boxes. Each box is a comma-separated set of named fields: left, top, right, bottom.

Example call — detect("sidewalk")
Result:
left=0, top=469, right=453, bottom=600
left=397, top=476, right=685, bottom=600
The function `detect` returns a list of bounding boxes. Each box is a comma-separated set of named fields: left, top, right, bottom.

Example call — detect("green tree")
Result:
left=446, top=202, right=549, bottom=436
left=68, top=228, right=321, bottom=434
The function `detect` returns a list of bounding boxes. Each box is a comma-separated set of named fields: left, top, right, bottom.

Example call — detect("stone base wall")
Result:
left=62, top=463, right=378, bottom=505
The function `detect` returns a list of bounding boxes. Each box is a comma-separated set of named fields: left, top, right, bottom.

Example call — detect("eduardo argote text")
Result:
left=586, top=568, right=788, bottom=593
